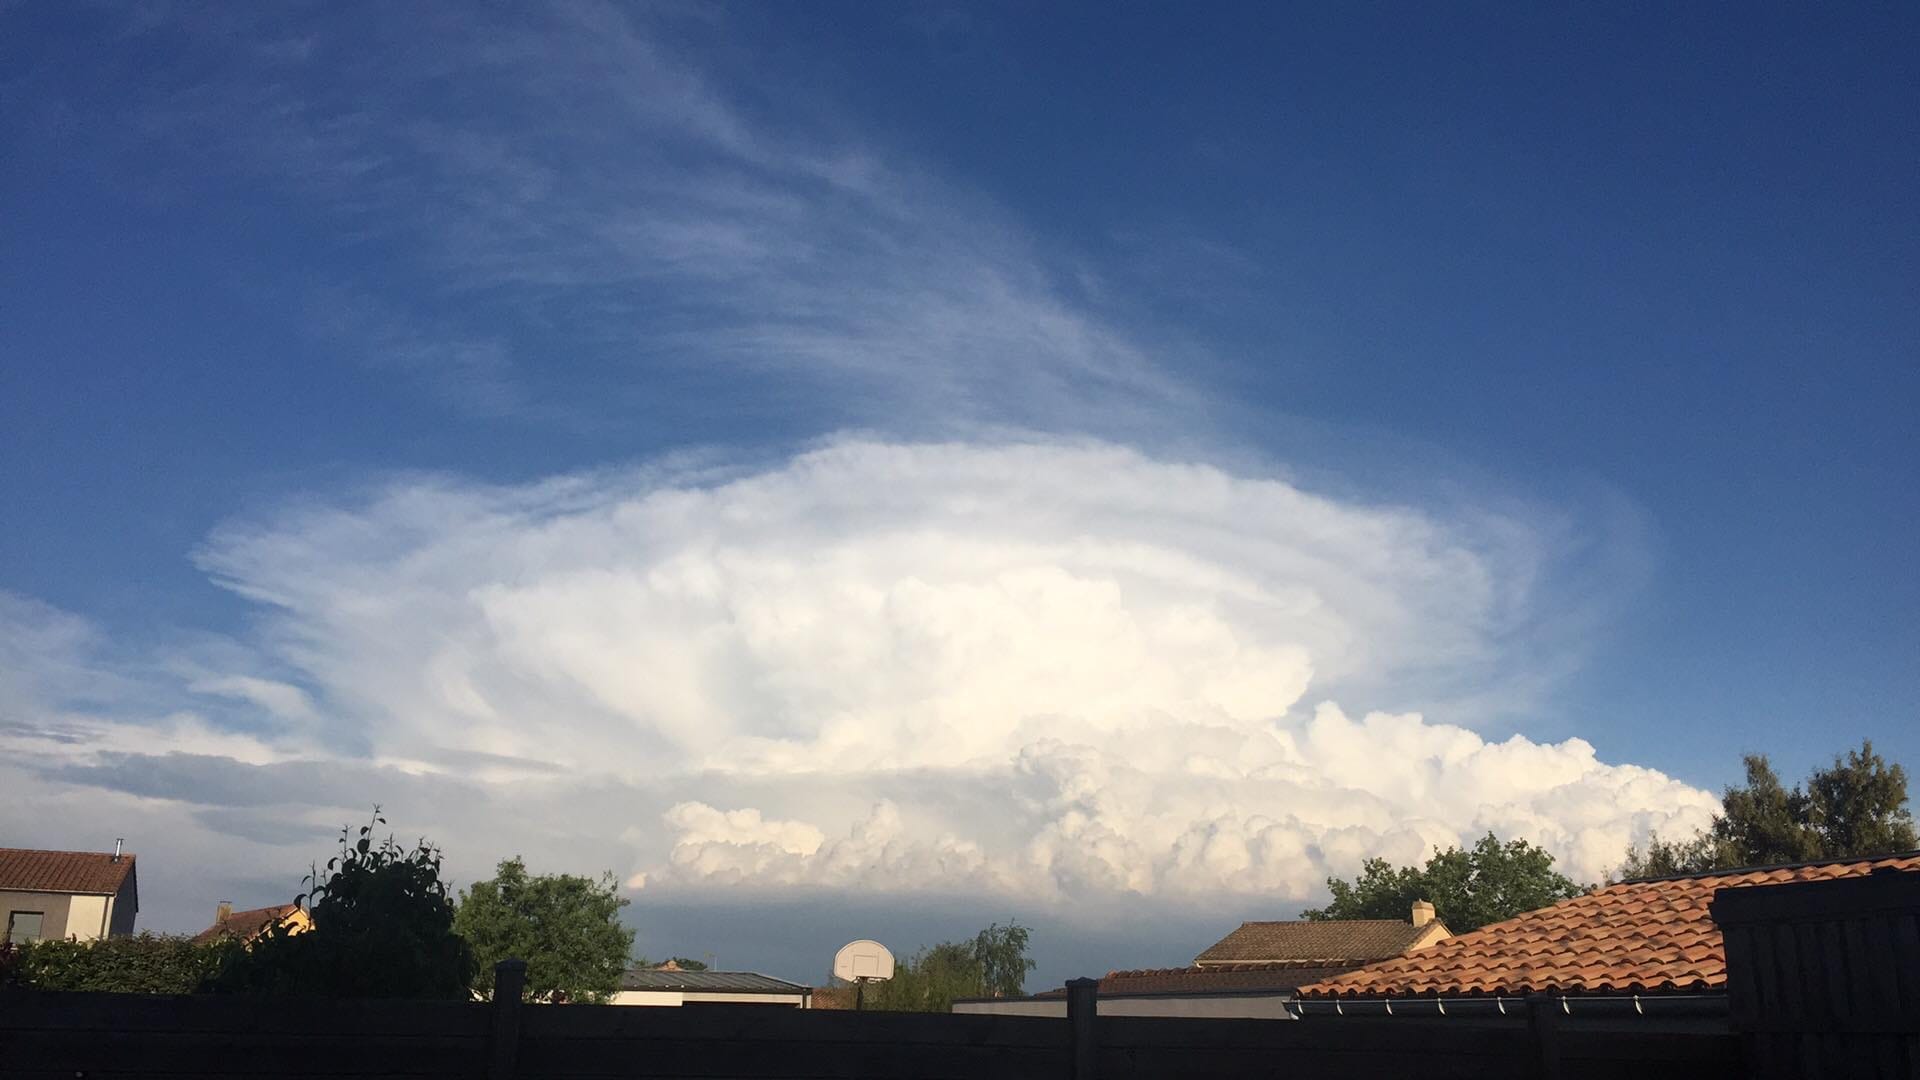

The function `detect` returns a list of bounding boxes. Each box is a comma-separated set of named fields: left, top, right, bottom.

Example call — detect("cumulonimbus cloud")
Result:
left=30, top=437, right=1704, bottom=896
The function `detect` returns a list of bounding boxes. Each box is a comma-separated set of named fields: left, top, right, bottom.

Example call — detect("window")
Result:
left=5, top=910, right=45, bottom=943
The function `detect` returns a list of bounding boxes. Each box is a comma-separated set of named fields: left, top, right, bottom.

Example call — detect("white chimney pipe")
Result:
left=113, top=838, right=124, bottom=860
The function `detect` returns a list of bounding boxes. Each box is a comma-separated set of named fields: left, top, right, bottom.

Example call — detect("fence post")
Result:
left=1525, top=992, right=1562, bottom=1080
left=489, top=958, right=527, bottom=1080
left=1067, top=976, right=1099, bottom=1080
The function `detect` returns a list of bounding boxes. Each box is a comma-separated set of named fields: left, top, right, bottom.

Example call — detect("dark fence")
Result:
left=0, top=969, right=1741, bottom=1080
left=1713, top=866, right=1920, bottom=1079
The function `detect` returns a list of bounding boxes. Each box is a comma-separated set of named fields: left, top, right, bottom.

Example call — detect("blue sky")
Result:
left=2, top=3, right=1914, bottom=986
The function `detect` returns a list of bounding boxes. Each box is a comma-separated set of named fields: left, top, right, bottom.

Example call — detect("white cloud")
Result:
left=188, top=675, right=320, bottom=725
left=12, top=437, right=1700, bottom=898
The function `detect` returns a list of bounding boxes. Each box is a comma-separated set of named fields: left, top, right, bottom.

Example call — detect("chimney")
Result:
left=1411, top=900, right=1436, bottom=928
left=216, top=900, right=233, bottom=925
left=113, top=838, right=124, bottom=861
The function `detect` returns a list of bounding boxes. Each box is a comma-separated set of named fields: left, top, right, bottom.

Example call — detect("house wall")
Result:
left=608, top=990, right=810, bottom=1008
left=108, top=873, right=137, bottom=936
left=0, top=890, right=73, bottom=942
left=65, top=895, right=109, bottom=940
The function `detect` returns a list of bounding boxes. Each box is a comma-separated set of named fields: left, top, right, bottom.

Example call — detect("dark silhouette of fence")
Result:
left=1715, top=866, right=1920, bottom=1079
left=0, top=971, right=1738, bottom=1079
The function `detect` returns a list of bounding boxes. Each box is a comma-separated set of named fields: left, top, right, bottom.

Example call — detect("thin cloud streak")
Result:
left=32, top=2, right=1191, bottom=434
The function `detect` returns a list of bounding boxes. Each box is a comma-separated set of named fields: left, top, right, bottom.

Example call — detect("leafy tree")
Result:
left=1302, top=833, right=1586, bottom=932
left=972, top=922, right=1035, bottom=998
left=1615, top=831, right=1722, bottom=880
left=1713, top=755, right=1821, bottom=866
left=864, top=921, right=1034, bottom=1012
left=1807, top=742, right=1918, bottom=856
left=1619, top=741, right=1917, bottom=878
left=208, top=810, right=475, bottom=998
left=456, top=856, right=635, bottom=1003
left=11, top=933, right=235, bottom=993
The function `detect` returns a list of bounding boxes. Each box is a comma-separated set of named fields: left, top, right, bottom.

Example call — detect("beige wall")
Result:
left=0, top=884, right=135, bottom=942
left=65, top=895, right=109, bottom=940
left=1, top=890, right=73, bottom=942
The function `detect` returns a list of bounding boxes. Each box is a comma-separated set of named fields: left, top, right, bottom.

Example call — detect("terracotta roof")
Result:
left=1195, top=919, right=1428, bottom=964
left=0, top=848, right=137, bottom=897
left=1037, top=961, right=1369, bottom=998
left=192, top=904, right=301, bottom=944
left=1297, top=852, right=1920, bottom=999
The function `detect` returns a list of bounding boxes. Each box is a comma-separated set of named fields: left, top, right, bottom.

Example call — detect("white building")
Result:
left=610, top=967, right=813, bottom=1007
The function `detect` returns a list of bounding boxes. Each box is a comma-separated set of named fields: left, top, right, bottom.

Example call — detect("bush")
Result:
left=10, top=933, right=234, bottom=993
left=208, top=810, right=475, bottom=998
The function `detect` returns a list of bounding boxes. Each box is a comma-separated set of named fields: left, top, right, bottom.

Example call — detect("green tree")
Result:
left=1619, top=741, right=1917, bottom=878
left=208, top=810, right=475, bottom=998
left=1302, top=833, right=1585, bottom=932
left=864, top=921, right=1034, bottom=1012
left=1807, top=742, right=1918, bottom=856
left=1712, top=755, right=1820, bottom=866
left=1615, top=831, right=1722, bottom=879
left=972, top=921, right=1035, bottom=998
left=456, top=856, right=635, bottom=1003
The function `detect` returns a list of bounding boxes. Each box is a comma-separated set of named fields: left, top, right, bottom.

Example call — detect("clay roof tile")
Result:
left=1296, top=852, right=1920, bottom=999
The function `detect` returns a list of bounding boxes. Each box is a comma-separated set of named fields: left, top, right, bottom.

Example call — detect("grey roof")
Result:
left=618, top=969, right=811, bottom=994
left=1194, top=920, right=1428, bottom=964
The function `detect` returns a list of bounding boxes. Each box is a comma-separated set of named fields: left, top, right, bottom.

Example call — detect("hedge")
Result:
left=11, top=932, right=238, bottom=993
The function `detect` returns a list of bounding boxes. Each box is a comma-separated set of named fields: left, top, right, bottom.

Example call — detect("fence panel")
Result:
left=0, top=987, right=1743, bottom=1079
left=1712, top=866, right=1920, bottom=1080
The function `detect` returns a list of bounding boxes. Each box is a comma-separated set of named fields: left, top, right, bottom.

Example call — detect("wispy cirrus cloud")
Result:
left=16, top=2, right=1187, bottom=432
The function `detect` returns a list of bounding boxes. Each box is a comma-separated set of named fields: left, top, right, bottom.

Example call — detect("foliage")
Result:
left=864, top=921, right=1034, bottom=1012
left=9, top=933, right=235, bottom=993
left=455, top=856, right=635, bottom=1003
left=0, top=940, right=23, bottom=987
left=207, top=810, right=474, bottom=998
left=1302, top=833, right=1586, bottom=932
left=971, top=922, right=1035, bottom=998
left=636, top=955, right=710, bottom=971
left=1619, top=741, right=1917, bottom=878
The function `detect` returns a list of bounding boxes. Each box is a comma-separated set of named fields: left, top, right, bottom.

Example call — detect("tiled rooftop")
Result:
left=0, top=848, right=137, bottom=896
left=192, top=903, right=301, bottom=944
left=1297, top=852, right=1920, bottom=998
left=1038, top=961, right=1368, bottom=998
left=1195, top=919, right=1429, bottom=964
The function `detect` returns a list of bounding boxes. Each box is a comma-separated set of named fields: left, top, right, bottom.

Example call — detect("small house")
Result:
left=0, top=845, right=139, bottom=943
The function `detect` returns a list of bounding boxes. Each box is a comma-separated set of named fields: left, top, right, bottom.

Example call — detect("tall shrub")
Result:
left=208, top=810, right=474, bottom=998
